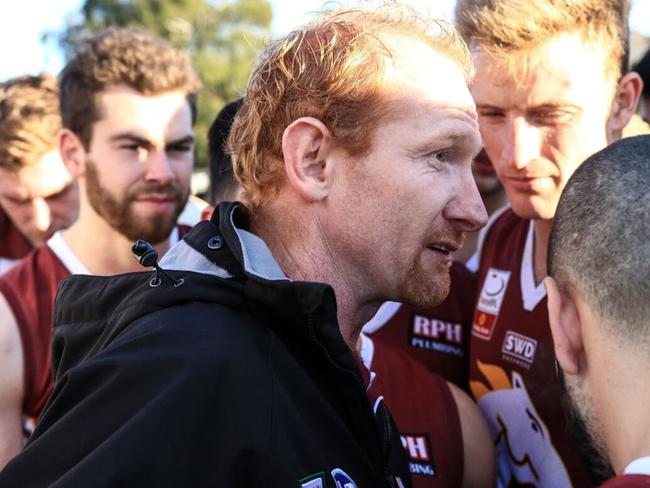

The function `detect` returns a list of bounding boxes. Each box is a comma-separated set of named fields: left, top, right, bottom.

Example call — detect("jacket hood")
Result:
left=52, top=202, right=349, bottom=387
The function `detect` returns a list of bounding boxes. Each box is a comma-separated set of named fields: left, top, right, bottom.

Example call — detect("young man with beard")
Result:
left=0, top=74, right=78, bottom=274
left=0, top=6, right=489, bottom=487
left=545, top=135, right=650, bottom=487
left=454, top=0, right=642, bottom=486
left=0, top=28, right=198, bottom=467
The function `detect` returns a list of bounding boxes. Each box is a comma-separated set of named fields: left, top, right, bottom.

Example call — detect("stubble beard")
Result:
left=397, top=253, right=450, bottom=308
left=85, top=158, right=189, bottom=244
left=559, top=372, right=614, bottom=484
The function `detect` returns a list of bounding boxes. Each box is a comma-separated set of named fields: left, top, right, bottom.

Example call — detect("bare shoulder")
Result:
left=448, top=381, right=496, bottom=488
left=0, top=291, right=25, bottom=468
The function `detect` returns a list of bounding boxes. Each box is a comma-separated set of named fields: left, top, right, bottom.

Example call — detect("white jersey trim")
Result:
left=521, top=221, right=546, bottom=312
left=624, top=456, right=650, bottom=475
left=0, top=257, right=20, bottom=276
left=47, top=232, right=90, bottom=275
left=362, top=301, right=402, bottom=335
left=474, top=204, right=511, bottom=271
left=47, top=226, right=181, bottom=277
left=359, top=333, right=377, bottom=392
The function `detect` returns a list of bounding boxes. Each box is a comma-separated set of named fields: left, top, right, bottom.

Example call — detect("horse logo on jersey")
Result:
left=470, top=361, right=572, bottom=487
left=473, top=268, right=511, bottom=341
left=400, top=433, right=436, bottom=477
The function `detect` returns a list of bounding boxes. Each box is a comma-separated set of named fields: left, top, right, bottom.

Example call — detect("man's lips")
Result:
left=426, top=239, right=462, bottom=256
left=134, top=193, right=176, bottom=203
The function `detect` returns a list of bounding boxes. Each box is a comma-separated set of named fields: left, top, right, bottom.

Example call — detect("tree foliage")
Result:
left=49, top=0, right=272, bottom=167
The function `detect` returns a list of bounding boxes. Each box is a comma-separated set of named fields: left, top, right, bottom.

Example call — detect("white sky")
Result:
left=0, top=0, right=649, bottom=80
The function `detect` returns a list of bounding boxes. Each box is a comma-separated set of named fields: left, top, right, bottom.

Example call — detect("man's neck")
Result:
left=61, top=204, right=172, bottom=275
left=532, top=218, right=553, bottom=286
left=251, top=209, right=378, bottom=351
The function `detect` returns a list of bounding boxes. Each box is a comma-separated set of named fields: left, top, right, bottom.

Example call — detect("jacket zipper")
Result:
left=306, top=313, right=392, bottom=487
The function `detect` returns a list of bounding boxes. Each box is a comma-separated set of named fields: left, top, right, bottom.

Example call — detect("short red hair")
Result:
left=229, top=4, right=473, bottom=208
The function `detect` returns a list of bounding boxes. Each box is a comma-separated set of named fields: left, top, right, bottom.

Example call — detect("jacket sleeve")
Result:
left=0, top=304, right=274, bottom=488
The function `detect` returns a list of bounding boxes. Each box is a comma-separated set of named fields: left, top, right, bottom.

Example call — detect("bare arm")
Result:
left=448, top=381, right=496, bottom=488
left=0, top=292, right=25, bottom=468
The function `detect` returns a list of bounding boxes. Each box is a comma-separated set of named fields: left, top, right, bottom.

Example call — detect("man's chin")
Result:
left=508, top=192, right=558, bottom=221
left=398, top=268, right=450, bottom=309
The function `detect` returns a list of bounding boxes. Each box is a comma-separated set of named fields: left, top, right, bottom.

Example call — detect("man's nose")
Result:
left=502, top=117, right=542, bottom=170
left=444, top=168, right=488, bottom=233
left=32, top=198, right=52, bottom=232
left=144, top=152, right=174, bottom=184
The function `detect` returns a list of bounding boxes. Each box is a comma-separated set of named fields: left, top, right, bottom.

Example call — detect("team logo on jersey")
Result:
left=472, top=268, right=511, bottom=341
left=400, top=433, right=436, bottom=477
left=299, top=473, right=325, bottom=488
left=331, top=469, right=358, bottom=488
left=470, top=362, right=572, bottom=487
left=408, top=314, right=464, bottom=357
left=501, top=331, right=538, bottom=368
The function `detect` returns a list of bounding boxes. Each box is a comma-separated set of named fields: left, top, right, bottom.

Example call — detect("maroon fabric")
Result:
left=367, top=261, right=476, bottom=391
left=368, top=338, right=463, bottom=488
left=0, top=246, right=69, bottom=418
left=601, top=475, right=650, bottom=487
left=0, top=206, right=32, bottom=260
left=469, top=208, right=593, bottom=487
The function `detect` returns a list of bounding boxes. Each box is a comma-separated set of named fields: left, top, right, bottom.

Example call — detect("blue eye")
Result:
left=432, top=150, right=448, bottom=162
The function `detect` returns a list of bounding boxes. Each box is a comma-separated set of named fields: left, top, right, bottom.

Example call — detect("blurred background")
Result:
left=1, top=0, right=649, bottom=193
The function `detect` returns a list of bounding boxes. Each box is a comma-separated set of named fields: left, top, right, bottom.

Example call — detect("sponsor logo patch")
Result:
left=400, top=433, right=436, bottom=477
left=331, top=468, right=358, bottom=488
left=501, top=330, right=537, bottom=367
left=299, top=473, right=325, bottom=488
left=473, top=268, right=511, bottom=340
left=408, top=314, right=464, bottom=357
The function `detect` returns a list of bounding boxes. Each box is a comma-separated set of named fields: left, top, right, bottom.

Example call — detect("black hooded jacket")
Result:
left=0, top=203, right=411, bottom=488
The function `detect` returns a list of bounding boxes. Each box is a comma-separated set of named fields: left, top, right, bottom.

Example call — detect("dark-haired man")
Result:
left=0, top=28, right=198, bottom=467
left=545, top=135, right=650, bottom=486
left=208, top=98, right=244, bottom=205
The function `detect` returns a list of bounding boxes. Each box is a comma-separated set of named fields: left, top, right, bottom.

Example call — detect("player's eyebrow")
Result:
left=109, top=132, right=152, bottom=146
left=166, top=135, right=195, bottom=147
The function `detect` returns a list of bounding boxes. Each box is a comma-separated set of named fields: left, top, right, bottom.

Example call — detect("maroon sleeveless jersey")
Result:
left=0, top=206, right=32, bottom=273
left=0, top=226, right=191, bottom=420
left=469, top=208, right=593, bottom=487
left=0, top=245, right=69, bottom=417
left=364, top=261, right=476, bottom=391
left=363, top=335, right=464, bottom=488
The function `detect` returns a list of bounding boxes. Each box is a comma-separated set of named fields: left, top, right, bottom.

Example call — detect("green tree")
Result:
left=48, top=0, right=273, bottom=169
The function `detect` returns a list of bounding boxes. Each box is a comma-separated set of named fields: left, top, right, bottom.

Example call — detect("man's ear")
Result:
left=282, top=117, right=334, bottom=202
left=544, top=277, right=583, bottom=375
left=607, top=71, right=643, bottom=141
left=58, top=129, right=86, bottom=178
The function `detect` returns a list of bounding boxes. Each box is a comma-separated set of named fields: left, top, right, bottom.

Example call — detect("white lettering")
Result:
left=413, top=315, right=430, bottom=336
left=401, top=436, right=429, bottom=461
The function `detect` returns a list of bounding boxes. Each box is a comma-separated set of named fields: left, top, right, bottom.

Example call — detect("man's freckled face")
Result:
left=323, top=37, right=487, bottom=307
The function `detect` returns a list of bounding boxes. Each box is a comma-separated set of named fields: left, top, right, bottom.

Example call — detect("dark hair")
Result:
left=59, top=27, right=200, bottom=150
left=548, top=135, right=650, bottom=342
left=208, top=98, right=243, bottom=205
